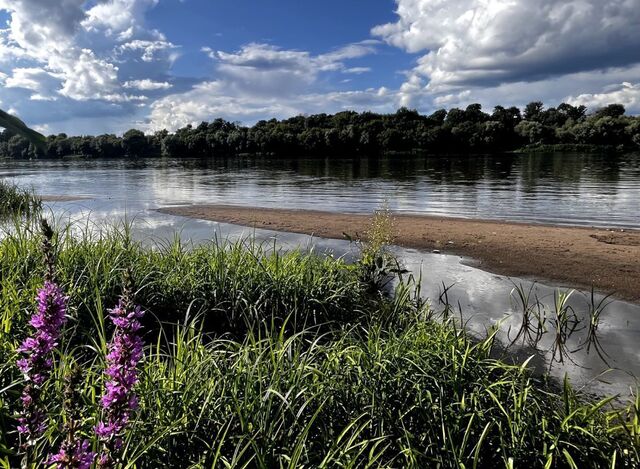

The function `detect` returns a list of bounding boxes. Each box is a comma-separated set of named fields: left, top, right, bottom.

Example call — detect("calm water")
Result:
left=1, top=152, right=639, bottom=228
left=1, top=153, right=640, bottom=396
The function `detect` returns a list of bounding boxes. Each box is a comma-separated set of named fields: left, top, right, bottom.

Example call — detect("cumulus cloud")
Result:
left=0, top=0, right=177, bottom=108
left=82, top=0, right=159, bottom=36
left=5, top=67, right=58, bottom=94
left=147, top=42, right=387, bottom=130
left=413, top=64, right=640, bottom=114
left=567, top=82, right=640, bottom=112
left=149, top=81, right=396, bottom=131
left=373, top=0, right=640, bottom=91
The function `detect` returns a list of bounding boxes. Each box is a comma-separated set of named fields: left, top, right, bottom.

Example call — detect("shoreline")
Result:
left=158, top=204, right=640, bottom=303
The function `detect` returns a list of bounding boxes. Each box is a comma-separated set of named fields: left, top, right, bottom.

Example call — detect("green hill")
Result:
left=0, top=109, right=46, bottom=152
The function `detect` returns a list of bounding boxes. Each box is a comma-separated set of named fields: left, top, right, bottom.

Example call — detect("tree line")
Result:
left=1, top=102, right=639, bottom=159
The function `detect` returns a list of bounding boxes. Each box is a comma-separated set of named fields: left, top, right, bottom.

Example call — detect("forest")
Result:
left=1, top=102, right=639, bottom=159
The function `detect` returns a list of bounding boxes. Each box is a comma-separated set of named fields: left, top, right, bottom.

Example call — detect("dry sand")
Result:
left=159, top=204, right=640, bottom=303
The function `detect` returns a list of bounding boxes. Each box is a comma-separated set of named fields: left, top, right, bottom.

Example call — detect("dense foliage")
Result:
left=2, top=103, right=640, bottom=159
left=0, top=220, right=638, bottom=467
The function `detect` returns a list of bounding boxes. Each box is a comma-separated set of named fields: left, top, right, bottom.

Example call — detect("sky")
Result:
left=0, top=0, right=639, bottom=135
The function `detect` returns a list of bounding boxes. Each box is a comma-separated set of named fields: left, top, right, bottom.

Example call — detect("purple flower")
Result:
left=48, top=439, right=96, bottom=469
left=16, top=280, right=68, bottom=440
left=96, top=299, right=144, bottom=464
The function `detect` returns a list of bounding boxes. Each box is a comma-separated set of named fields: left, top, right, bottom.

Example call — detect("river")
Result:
left=1, top=152, right=639, bottom=397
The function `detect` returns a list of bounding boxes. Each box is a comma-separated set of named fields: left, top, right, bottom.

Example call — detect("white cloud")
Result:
left=211, top=41, right=376, bottom=87
left=0, top=0, right=85, bottom=61
left=149, top=81, right=397, bottom=131
left=0, top=0, right=181, bottom=129
left=147, top=42, right=387, bottom=130
left=124, top=79, right=172, bottom=90
left=344, top=67, right=371, bottom=74
left=117, top=39, right=179, bottom=63
left=414, top=64, right=640, bottom=114
left=5, top=67, right=58, bottom=93
left=567, top=82, right=640, bottom=112
left=373, top=0, right=640, bottom=92
left=82, top=0, right=159, bottom=36
left=54, top=49, right=121, bottom=100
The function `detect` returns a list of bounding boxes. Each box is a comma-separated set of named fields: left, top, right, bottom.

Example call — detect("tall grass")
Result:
left=0, top=220, right=638, bottom=467
left=0, top=219, right=368, bottom=342
left=0, top=180, right=41, bottom=219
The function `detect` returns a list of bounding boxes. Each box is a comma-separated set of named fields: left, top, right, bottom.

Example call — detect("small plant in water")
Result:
left=508, top=282, right=546, bottom=347
left=355, top=202, right=406, bottom=292
left=581, top=288, right=613, bottom=366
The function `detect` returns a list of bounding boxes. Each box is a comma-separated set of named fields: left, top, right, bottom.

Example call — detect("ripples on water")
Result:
left=1, top=152, right=639, bottom=228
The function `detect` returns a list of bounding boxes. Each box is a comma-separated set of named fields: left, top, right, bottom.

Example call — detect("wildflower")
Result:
left=96, top=291, right=144, bottom=467
left=48, top=439, right=96, bottom=469
left=49, top=364, right=96, bottom=469
left=17, top=280, right=68, bottom=440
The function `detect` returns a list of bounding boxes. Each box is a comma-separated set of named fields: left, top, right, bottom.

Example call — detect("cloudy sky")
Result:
left=1, top=0, right=639, bottom=135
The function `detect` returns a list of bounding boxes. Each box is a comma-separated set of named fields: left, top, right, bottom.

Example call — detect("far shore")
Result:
left=158, top=204, right=640, bottom=303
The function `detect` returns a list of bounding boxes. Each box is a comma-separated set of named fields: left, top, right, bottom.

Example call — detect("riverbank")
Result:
left=159, top=204, right=640, bottom=302
left=1, top=221, right=637, bottom=467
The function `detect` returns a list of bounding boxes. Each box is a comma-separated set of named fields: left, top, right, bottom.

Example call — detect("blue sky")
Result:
left=1, top=0, right=639, bottom=135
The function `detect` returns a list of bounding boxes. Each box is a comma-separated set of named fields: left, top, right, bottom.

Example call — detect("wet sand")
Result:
left=158, top=205, right=640, bottom=303
left=40, top=195, right=91, bottom=202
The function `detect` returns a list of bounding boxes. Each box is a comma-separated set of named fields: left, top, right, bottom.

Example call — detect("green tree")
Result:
left=122, top=129, right=147, bottom=158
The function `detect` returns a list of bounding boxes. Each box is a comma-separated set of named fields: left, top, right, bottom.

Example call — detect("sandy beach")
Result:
left=158, top=204, right=640, bottom=303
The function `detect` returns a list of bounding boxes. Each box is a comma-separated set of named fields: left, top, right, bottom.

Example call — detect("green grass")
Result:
left=0, top=220, right=638, bottom=467
left=0, top=180, right=41, bottom=219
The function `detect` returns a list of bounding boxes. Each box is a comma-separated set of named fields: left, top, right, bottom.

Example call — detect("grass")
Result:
left=0, top=219, right=638, bottom=467
left=0, top=180, right=41, bottom=219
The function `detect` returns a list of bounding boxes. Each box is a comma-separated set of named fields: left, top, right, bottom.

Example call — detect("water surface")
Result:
left=1, top=154, right=640, bottom=396
left=2, top=152, right=639, bottom=228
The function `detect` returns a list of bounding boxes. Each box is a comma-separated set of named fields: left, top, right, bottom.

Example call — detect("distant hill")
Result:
left=0, top=109, right=46, bottom=152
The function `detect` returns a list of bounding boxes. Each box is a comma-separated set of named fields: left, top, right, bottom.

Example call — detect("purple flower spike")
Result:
left=49, top=439, right=96, bottom=469
left=97, top=299, right=145, bottom=466
left=17, top=280, right=68, bottom=440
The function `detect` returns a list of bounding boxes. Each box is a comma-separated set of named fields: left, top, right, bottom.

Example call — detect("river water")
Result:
left=1, top=153, right=639, bottom=397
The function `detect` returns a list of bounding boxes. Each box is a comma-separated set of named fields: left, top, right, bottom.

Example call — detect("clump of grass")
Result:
left=0, top=218, right=371, bottom=341
left=362, top=202, right=394, bottom=263
left=347, top=202, right=405, bottom=293
left=0, top=179, right=41, bottom=218
left=0, top=220, right=638, bottom=468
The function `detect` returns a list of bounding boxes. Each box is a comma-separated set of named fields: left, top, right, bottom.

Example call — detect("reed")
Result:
left=0, top=180, right=41, bottom=219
